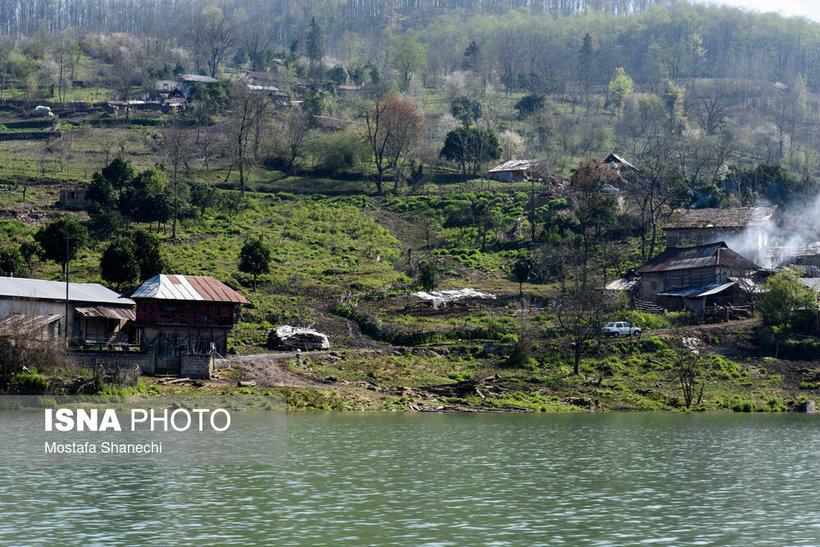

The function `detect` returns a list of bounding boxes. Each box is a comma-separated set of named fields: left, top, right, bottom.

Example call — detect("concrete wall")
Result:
left=180, top=353, right=214, bottom=379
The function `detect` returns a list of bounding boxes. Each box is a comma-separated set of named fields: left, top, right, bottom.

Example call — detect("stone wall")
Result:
left=71, top=349, right=213, bottom=379
left=71, top=349, right=153, bottom=373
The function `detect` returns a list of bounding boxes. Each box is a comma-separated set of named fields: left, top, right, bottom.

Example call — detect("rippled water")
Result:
left=1, top=412, right=818, bottom=545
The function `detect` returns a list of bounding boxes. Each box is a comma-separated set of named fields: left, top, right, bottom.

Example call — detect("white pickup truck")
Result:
left=601, top=321, right=641, bottom=337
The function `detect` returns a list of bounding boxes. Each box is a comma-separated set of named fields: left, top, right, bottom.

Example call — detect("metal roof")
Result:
left=0, top=276, right=135, bottom=306
left=179, top=74, right=218, bottom=83
left=488, top=159, right=538, bottom=173
left=603, top=153, right=639, bottom=171
left=75, top=306, right=136, bottom=321
left=0, top=314, right=63, bottom=336
left=798, top=278, right=820, bottom=292
left=658, top=282, right=735, bottom=298
left=131, top=275, right=250, bottom=304
left=636, top=242, right=760, bottom=274
left=664, top=206, right=778, bottom=230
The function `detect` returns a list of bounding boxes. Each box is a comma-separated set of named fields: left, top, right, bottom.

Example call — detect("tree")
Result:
left=35, top=215, right=88, bottom=275
left=100, top=237, right=139, bottom=290
left=0, top=244, right=25, bottom=277
left=415, top=260, right=438, bottom=292
left=450, top=96, right=481, bottom=127
left=578, top=32, right=596, bottom=107
left=511, top=256, right=534, bottom=296
left=189, top=181, right=218, bottom=217
left=514, top=93, right=547, bottom=119
left=120, top=166, right=172, bottom=231
left=552, top=284, right=612, bottom=375
left=569, top=158, right=618, bottom=287
left=239, top=237, right=271, bottom=290
left=225, top=84, right=269, bottom=193
left=160, top=121, right=192, bottom=238
left=197, top=6, right=235, bottom=78
left=667, top=335, right=705, bottom=409
left=19, top=241, right=41, bottom=276
left=270, top=110, right=313, bottom=173
left=440, top=126, right=500, bottom=176
left=363, top=94, right=426, bottom=194
left=305, top=17, right=324, bottom=77
left=608, top=67, right=633, bottom=112
left=130, top=229, right=166, bottom=281
left=759, top=269, right=817, bottom=336
left=241, top=21, right=273, bottom=72
left=390, top=37, right=426, bottom=91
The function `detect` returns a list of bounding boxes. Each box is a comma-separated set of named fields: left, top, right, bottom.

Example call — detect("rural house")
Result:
left=0, top=276, right=135, bottom=345
left=663, top=206, right=778, bottom=250
left=635, top=242, right=760, bottom=312
left=131, top=275, right=249, bottom=374
left=487, top=159, right=540, bottom=182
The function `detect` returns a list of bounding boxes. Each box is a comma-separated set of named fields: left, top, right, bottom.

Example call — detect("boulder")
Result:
left=267, top=325, right=330, bottom=351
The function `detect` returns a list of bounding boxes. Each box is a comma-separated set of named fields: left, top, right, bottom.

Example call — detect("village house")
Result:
left=0, top=276, right=135, bottom=345
left=177, top=74, right=219, bottom=98
left=130, top=274, right=249, bottom=374
left=635, top=242, right=760, bottom=312
left=663, top=206, right=778, bottom=249
left=487, top=159, right=540, bottom=182
left=59, top=186, right=89, bottom=209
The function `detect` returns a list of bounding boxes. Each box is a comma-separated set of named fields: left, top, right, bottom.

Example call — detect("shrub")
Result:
left=8, top=370, right=50, bottom=395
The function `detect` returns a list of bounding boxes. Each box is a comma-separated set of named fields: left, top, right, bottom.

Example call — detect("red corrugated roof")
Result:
left=74, top=306, right=136, bottom=321
left=187, top=275, right=250, bottom=304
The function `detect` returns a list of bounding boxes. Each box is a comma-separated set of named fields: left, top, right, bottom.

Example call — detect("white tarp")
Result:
left=412, top=288, right=496, bottom=310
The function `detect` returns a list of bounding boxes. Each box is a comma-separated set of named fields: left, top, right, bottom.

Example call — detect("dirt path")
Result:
left=228, top=352, right=332, bottom=387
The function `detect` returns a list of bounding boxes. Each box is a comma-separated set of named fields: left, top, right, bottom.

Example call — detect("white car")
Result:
left=32, top=105, right=54, bottom=117
left=601, top=321, right=641, bottom=337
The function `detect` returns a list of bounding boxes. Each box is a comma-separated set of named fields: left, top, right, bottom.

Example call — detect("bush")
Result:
left=8, top=370, right=50, bottom=395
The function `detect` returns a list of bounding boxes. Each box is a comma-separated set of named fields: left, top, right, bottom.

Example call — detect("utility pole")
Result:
left=64, top=231, right=69, bottom=345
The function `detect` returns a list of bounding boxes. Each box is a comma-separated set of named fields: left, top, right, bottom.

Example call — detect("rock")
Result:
left=267, top=325, right=330, bottom=350
left=798, top=400, right=816, bottom=413
left=237, top=380, right=257, bottom=387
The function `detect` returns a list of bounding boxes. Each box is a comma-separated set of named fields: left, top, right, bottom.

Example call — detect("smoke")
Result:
left=724, top=194, right=820, bottom=270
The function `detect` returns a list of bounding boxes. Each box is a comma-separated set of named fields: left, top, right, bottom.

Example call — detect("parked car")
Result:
left=601, top=321, right=641, bottom=337
left=32, top=105, right=54, bottom=117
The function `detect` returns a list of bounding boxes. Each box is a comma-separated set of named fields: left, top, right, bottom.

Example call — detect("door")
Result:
left=154, top=333, right=182, bottom=375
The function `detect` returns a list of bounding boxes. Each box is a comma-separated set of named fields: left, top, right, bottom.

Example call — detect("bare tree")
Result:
left=271, top=110, right=313, bottom=173
left=225, top=85, right=269, bottom=193
left=363, top=94, right=425, bottom=194
left=552, top=284, right=612, bottom=376
left=196, top=6, right=235, bottom=78
left=160, top=120, right=192, bottom=238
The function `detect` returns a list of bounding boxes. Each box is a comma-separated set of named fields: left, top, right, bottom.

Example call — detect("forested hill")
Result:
left=0, top=0, right=668, bottom=37
left=3, top=0, right=818, bottom=93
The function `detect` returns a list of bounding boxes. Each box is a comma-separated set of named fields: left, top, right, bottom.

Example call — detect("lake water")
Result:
left=1, top=412, right=818, bottom=545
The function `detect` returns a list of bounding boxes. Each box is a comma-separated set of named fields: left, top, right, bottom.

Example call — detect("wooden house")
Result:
left=664, top=206, right=778, bottom=249
left=635, top=242, right=760, bottom=311
left=131, top=275, right=249, bottom=372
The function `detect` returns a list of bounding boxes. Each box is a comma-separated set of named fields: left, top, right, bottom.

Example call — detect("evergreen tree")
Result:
left=100, top=237, right=139, bottom=290
left=239, top=237, right=271, bottom=289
